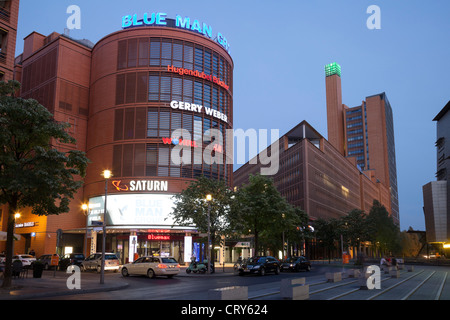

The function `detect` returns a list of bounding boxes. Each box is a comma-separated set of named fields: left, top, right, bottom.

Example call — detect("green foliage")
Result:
left=313, top=200, right=401, bottom=259
left=232, top=174, right=305, bottom=255
left=0, top=80, right=89, bottom=288
left=170, top=176, right=234, bottom=250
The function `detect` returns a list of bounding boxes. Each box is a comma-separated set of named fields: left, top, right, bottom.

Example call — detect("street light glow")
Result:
left=206, top=194, right=212, bottom=201
left=103, top=170, right=112, bottom=179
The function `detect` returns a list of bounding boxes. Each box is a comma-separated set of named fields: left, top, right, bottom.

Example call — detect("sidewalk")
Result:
left=0, top=272, right=129, bottom=300
left=0, top=264, right=237, bottom=300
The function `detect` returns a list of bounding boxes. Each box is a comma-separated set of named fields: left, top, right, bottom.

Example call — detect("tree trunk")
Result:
left=2, top=200, right=17, bottom=289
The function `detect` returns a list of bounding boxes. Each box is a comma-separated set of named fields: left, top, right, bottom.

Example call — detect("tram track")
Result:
left=250, top=266, right=450, bottom=300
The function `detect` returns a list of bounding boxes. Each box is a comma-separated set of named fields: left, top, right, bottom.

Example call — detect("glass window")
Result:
left=160, top=76, right=171, bottom=102
left=173, top=41, right=183, bottom=68
left=194, top=81, right=202, bottom=105
left=184, top=43, right=194, bottom=69
left=159, top=111, right=170, bottom=137
left=194, top=47, right=203, bottom=72
left=172, top=77, right=182, bottom=101
left=147, top=108, right=158, bottom=137
left=183, top=78, right=193, bottom=101
left=149, top=74, right=160, bottom=101
left=161, top=40, right=172, bottom=66
left=150, top=39, right=161, bottom=66
left=138, top=38, right=149, bottom=66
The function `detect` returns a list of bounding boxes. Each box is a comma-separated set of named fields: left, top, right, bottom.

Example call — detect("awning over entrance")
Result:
left=0, top=231, right=22, bottom=241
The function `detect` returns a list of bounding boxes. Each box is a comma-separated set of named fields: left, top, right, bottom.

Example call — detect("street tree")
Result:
left=170, top=176, right=235, bottom=264
left=313, top=217, right=340, bottom=263
left=366, top=200, right=400, bottom=257
left=232, top=174, right=296, bottom=256
left=0, top=81, right=89, bottom=288
left=340, top=209, right=370, bottom=258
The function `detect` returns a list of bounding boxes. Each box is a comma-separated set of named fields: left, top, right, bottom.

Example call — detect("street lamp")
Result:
left=100, top=169, right=112, bottom=285
left=206, top=194, right=212, bottom=274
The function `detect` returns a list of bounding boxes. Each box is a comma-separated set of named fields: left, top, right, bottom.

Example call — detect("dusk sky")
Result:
left=15, top=0, right=450, bottom=231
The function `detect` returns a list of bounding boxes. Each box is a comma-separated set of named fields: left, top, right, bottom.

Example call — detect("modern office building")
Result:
left=234, top=121, right=391, bottom=222
left=423, top=101, right=450, bottom=243
left=234, top=63, right=395, bottom=227
left=326, top=63, right=399, bottom=224
left=2, top=13, right=233, bottom=264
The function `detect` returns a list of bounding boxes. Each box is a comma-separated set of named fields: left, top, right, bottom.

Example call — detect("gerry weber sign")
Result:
left=121, top=12, right=230, bottom=52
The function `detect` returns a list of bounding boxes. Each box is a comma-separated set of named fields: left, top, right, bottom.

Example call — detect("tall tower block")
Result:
left=325, top=62, right=345, bottom=155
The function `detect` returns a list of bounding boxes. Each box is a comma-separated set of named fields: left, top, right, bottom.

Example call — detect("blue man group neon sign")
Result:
left=122, top=13, right=230, bottom=52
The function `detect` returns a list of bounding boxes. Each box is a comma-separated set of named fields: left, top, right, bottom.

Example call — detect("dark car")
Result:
left=281, top=256, right=311, bottom=272
left=58, top=253, right=85, bottom=270
left=237, top=256, right=281, bottom=276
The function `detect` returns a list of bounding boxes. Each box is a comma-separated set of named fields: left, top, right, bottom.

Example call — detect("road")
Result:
left=39, top=263, right=450, bottom=301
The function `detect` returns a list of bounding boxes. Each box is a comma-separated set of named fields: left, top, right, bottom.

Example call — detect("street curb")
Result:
left=0, top=282, right=130, bottom=300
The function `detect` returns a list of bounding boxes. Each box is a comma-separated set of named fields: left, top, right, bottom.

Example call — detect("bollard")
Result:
left=280, top=278, right=309, bottom=300
left=208, top=286, right=248, bottom=300
left=326, top=272, right=342, bottom=283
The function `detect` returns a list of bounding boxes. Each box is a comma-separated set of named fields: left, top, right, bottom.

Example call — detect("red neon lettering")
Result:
left=148, top=234, right=170, bottom=241
left=167, top=65, right=229, bottom=91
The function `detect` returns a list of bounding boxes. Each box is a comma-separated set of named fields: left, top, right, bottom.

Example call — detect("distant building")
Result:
left=234, top=120, right=391, bottom=221
left=423, top=101, right=450, bottom=243
left=325, top=63, right=399, bottom=225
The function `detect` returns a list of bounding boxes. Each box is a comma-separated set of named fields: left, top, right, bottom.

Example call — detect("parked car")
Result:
left=237, top=256, right=281, bottom=276
left=81, top=253, right=120, bottom=273
left=281, top=256, right=311, bottom=272
left=58, top=253, right=85, bottom=270
left=37, top=254, right=61, bottom=270
left=12, top=254, right=36, bottom=267
left=121, top=256, right=180, bottom=279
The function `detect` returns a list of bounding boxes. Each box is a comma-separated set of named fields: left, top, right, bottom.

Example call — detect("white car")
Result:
left=12, top=254, right=36, bottom=267
left=121, top=256, right=180, bottom=279
left=81, top=253, right=120, bottom=272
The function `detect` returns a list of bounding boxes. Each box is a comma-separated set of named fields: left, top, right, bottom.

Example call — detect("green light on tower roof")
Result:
left=325, top=62, right=341, bottom=77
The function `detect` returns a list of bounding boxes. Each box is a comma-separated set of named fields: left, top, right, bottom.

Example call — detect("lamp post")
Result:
left=100, top=169, right=112, bottom=285
left=206, top=194, right=212, bottom=274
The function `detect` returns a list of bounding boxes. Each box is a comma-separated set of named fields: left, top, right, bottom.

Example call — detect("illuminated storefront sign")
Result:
left=148, top=234, right=171, bottom=241
left=112, top=180, right=168, bottom=192
left=121, top=13, right=230, bottom=52
left=15, top=221, right=38, bottom=228
left=87, top=194, right=190, bottom=227
left=167, top=65, right=230, bottom=91
left=170, top=99, right=228, bottom=123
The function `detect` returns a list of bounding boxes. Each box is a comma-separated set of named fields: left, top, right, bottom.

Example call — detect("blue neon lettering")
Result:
left=132, top=14, right=143, bottom=26
left=121, top=13, right=230, bottom=52
left=202, top=23, right=212, bottom=38
left=191, top=20, right=202, bottom=33
left=122, top=15, right=132, bottom=28
left=176, top=15, right=190, bottom=29
left=156, top=12, right=167, bottom=25
left=144, top=12, right=156, bottom=25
